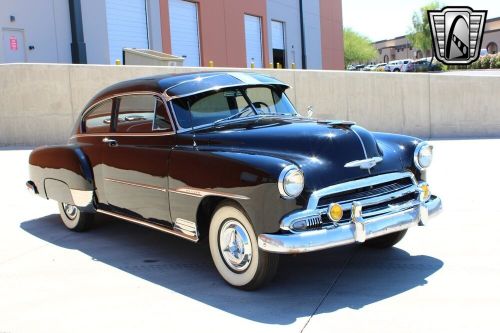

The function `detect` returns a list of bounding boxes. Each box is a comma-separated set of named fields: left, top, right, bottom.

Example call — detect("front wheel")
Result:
left=209, top=202, right=279, bottom=290
left=363, top=229, right=407, bottom=249
left=58, top=202, right=94, bottom=232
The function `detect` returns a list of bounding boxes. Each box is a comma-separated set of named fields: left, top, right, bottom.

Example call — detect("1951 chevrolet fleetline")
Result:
left=27, top=72, right=441, bottom=289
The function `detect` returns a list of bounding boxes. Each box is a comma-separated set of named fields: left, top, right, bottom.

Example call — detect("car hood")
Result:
left=193, top=118, right=405, bottom=191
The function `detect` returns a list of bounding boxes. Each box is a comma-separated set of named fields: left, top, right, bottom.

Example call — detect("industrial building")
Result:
left=0, top=0, right=344, bottom=70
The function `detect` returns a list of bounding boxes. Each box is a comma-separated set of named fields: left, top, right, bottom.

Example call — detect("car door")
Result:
left=100, top=93, right=175, bottom=225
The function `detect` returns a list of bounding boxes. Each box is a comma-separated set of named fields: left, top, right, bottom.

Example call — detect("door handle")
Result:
left=102, top=137, right=118, bottom=147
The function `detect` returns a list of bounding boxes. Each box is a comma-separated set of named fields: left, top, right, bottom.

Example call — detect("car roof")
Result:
left=84, top=71, right=290, bottom=110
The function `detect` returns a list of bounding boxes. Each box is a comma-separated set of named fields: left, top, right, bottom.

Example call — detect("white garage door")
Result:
left=245, top=15, right=263, bottom=68
left=169, top=0, right=200, bottom=67
left=271, top=20, right=285, bottom=50
left=106, top=0, right=149, bottom=64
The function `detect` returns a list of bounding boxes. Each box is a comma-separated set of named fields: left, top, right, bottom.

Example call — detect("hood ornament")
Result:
left=344, top=157, right=383, bottom=170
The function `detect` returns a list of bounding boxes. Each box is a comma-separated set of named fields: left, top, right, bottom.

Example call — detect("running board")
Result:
left=96, top=209, right=199, bottom=242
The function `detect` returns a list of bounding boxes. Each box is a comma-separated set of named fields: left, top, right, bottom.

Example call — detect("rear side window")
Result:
left=116, top=95, right=172, bottom=133
left=83, top=100, right=113, bottom=134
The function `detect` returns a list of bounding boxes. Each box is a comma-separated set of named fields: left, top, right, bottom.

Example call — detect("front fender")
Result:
left=168, top=148, right=303, bottom=234
left=373, top=132, right=424, bottom=179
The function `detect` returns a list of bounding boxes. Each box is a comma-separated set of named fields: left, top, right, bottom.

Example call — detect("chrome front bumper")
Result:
left=258, top=195, right=442, bottom=254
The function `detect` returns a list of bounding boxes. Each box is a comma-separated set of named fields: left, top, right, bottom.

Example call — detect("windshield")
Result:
left=171, top=86, right=298, bottom=128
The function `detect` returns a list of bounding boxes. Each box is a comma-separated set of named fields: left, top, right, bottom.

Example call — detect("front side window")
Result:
left=116, top=95, right=172, bottom=133
left=171, top=86, right=297, bottom=128
left=83, top=99, right=113, bottom=134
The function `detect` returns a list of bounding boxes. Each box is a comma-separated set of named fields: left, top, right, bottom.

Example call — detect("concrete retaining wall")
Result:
left=1, top=63, right=499, bottom=145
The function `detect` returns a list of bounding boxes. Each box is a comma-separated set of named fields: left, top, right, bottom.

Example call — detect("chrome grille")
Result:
left=317, top=177, right=414, bottom=208
left=306, top=216, right=322, bottom=229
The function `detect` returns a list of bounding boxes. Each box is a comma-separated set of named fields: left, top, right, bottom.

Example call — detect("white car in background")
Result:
left=373, top=63, right=387, bottom=71
left=384, top=59, right=413, bottom=72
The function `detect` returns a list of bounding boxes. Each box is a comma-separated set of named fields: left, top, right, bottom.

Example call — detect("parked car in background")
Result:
left=385, top=60, right=402, bottom=72
left=401, top=59, right=414, bottom=72
left=355, top=64, right=366, bottom=71
left=411, top=58, right=443, bottom=72
left=363, top=65, right=376, bottom=71
left=27, top=71, right=441, bottom=290
left=385, top=59, right=413, bottom=72
left=347, top=65, right=356, bottom=71
left=373, top=63, right=387, bottom=71
left=405, top=61, right=415, bottom=72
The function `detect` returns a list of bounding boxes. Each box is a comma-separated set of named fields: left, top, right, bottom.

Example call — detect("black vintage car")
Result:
left=27, top=71, right=441, bottom=289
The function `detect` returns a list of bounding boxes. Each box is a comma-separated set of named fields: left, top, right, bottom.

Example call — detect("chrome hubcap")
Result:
left=219, top=220, right=252, bottom=272
left=62, top=203, right=78, bottom=220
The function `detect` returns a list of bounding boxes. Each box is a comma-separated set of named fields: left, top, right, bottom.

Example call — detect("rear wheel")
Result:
left=58, top=202, right=94, bottom=232
left=209, top=202, right=279, bottom=290
left=393, top=68, right=400, bottom=72
left=364, top=229, right=407, bottom=249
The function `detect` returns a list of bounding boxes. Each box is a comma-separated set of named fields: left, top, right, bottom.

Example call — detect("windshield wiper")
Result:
left=212, top=109, right=261, bottom=127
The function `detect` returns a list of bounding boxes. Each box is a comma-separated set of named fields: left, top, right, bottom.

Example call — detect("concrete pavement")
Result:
left=1, top=140, right=499, bottom=332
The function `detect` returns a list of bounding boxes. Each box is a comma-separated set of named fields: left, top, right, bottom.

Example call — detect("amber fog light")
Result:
left=419, top=183, right=431, bottom=201
left=328, top=203, right=343, bottom=222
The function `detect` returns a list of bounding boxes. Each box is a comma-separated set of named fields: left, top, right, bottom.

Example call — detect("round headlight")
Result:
left=278, top=165, right=304, bottom=199
left=414, top=142, right=433, bottom=170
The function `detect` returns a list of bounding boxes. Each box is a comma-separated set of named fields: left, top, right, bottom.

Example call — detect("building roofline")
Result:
left=373, top=16, right=500, bottom=45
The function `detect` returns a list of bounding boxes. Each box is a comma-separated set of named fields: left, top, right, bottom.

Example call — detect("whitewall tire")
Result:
left=209, top=202, right=279, bottom=290
left=58, top=202, right=94, bottom=232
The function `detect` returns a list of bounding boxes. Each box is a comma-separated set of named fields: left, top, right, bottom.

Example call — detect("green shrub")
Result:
left=491, top=54, right=500, bottom=68
left=480, top=55, right=493, bottom=69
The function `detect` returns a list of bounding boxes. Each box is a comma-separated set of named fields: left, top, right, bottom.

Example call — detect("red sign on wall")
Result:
left=9, top=36, right=18, bottom=51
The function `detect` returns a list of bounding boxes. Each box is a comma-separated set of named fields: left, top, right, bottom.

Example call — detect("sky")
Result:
left=342, top=0, right=500, bottom=42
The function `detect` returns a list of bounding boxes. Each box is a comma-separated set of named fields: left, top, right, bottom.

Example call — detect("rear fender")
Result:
left=29, top=145, right=94, bottom=208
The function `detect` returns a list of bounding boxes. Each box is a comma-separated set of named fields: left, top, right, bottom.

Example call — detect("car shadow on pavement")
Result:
left=21, top=214, right=443, bottom=325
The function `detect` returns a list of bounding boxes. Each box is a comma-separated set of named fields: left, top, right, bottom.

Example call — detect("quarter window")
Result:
left=83, top=99, right=113, bottom=134
left=116, top=95, right=172, bottom=133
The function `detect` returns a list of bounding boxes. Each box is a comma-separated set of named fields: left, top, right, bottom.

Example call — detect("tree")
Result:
left=407, top=1, right=443, bottom=56
left=343, top=28, right=378, bottom=66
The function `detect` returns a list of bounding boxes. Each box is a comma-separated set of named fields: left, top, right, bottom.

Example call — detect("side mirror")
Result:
left=307, top=105, right=314, bottom=118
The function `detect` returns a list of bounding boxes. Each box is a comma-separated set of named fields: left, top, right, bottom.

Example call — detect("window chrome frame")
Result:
left=77, top=91, right=177, bottom=137
left=164, top=85, right=298, bottom=133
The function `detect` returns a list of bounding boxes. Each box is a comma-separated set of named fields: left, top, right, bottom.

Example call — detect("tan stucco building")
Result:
left=373, top=16, right=500, bottom=64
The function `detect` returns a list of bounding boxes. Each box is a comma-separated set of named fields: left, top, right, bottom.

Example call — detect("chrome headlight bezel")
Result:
left=278, top=165, right=304, bottom=199
left=414, top=142, right=433, bottom=170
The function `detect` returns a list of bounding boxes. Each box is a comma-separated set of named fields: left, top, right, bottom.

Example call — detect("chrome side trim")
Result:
left=307, top=172, right=416, bottom=210
left=70, top=189, right=93, bottom=206
left=174, top=218, right=199, bottom=238
left=168, top=187, right=250, bottom=200
left=258, top=196, right=442, bottom=254
left=97, top=209, right=198, bottom=242
left=104, top=178, right=167, bottom=192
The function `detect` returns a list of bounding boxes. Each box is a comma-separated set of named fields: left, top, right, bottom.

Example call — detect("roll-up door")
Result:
left=271, top=20, right=285, bottom=68
left=244, top=15, right=263, bottom=68
left=106, top=0, right=149, bottom=64
left=169, top=0, right=200, bottom=67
